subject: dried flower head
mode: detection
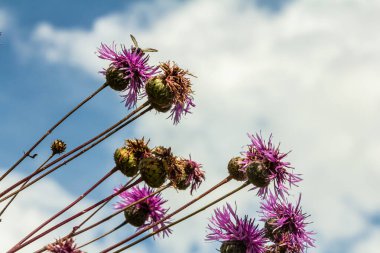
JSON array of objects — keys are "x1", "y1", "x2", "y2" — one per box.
[
  {"x1": 51, "y1": 139, "x2": 66, "y2": 155},
  {"x1": 260, "y1": 194, "x2": 315, "y2": 252},
  {"x1": 46, "y1": 238, "x2": 83, "y2": 253},
  {"x1": 125, "y1": 137, "x2": 151, "y2": 160},
  {"x1": 242, "y1": 133, "x2": 301, "y2": 198},
  {"x1": 158, "y1": 61, "x2": 195, "y2": 124},
  {"x1": 97, "y1": 42, "x2": 158, "y2": 108},
  {"x1": 114, "y1": 185, "x2": 172, "y2": 237},
  {"x1": 206, "y1": 203, "x2": 267, "y2": 253}
]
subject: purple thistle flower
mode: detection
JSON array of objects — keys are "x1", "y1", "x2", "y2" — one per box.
[
  {"x1": 183, "y1": 157, "x2": 205, "y2": 195},
  {"x1": 260, "y1": 194, "x2": 315, "y2": 252},
  {"x1": 206, "y1": 203, "x2": 267, "y2": 253},
  {"x1": 114, "y1": 185, "x2": 172, "y2": 237},
  {"x1": 160, "y1": 61, "x2": 195, "y2": 124},
  {"x1": 242, "y1": 133, "x2": 301, "y2": 198},
  {"x1": 97, "y1": 42, "x2": 159, "y2": 109},
  {"x1": 46, "y1": 238, "x2": 83, "y2": 253}
]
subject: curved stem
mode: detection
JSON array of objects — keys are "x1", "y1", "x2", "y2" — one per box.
[
  {"x1": 0, "y1": 103, "x2": 152, "y2": 201},
  {"x1": 0, "y1": 83, "x2": 108, "y2": 182},
  {"x1": 115, "y1": 182, "x2": 250, "y2": 253},
  {"x1": 0, "y1": 153, "x2": 55, "y2": 220},
  {"x1": 99, "y1": 176, "x2": 232, "y2": 253}
]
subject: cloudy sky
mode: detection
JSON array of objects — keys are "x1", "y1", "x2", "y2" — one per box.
[{"x1": 1, "y1": 0, "x2": 380, "y2": 252}]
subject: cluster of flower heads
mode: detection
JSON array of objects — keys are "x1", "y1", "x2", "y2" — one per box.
[
  {"x1": 46, "y1": 238, "x2": 83, "y2": 253},
  {"x1": 97, "y1": 35, "x2": 196, "y2": 124},
  {"x1": 227, "y1": 133, "x2": 301, "y2": 199},
  {"x1": 114, "y1": 185, "x2": 171, "y2": 237},
  {"x1": 206, "y1": 132, "x2": 314, "y2": 253},
  {"x1": 113, "y1": 137, "x2": 205, "y2": 193}
]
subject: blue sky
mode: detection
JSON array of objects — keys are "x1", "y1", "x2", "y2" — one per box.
[{"x1": 1, "y1": 0, "x2": 380, "y2": 252}]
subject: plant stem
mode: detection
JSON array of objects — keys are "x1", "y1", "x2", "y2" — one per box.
[
  {"x1": 114, "y1": 181, "x2": 250, "y2": 253},
  {"x1": 33, "y1": 182, "x2": 170, "y2": 253},
  {"x1": 0, "y1": 83, "x2": 108, "y2": 182},
  {"x1": 8, "y1": 178, "x2": 142, "y2": 253},
  {"x1": 78, "y1": 221, "x2": 127, "y2": 249},
  {"x1": 99, "y1": 176, "x2": 232, "y2": 253},
  {"x1": 9, "y1": 167, "x2": 118, "y2": 251},
  {"x1": 0, "y1": 103, "x2": 152, "y2": 201},
  {"x1": 0, "y1": 153, "x2": 55, "y2": 220}
]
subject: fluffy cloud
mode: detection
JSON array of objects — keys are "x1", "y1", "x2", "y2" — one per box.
[{"x1": 12, "y1": 0, "x2": 380, "y2": 252}]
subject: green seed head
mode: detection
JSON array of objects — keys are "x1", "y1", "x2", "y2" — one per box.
[
  {"x1": 105, "y1": 66, "x2": 129, "y2": 91},
  {"x1": 227, "y1": 157, "x2": 247, "y2": 181},
  {"x1": 220, "y1": 240, "x2": 247, "y2": 253},
  {"x1": 114, "y1": 147, "x2": 138, "y2": 177},
  {"x1": 124, "y1": 205, "x2": 149, "y2": 227},
  {"x1": 145, "y1": 77, "x2": 174, "y2": 112},
  {"x1": 139, "y1": 157, "x2": 168, "y2": 188},
  {"x1": 246, "y1": 161, "x2": 270, "y2": 187}
]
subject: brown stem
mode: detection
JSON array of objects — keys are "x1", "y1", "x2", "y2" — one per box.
[
  {"x1": 99, "y1": 176, "x2": 232, "y2": 253},
  {"x1": 0, "y1": 103, "x2": 152, "y2": 201},
  {"x1": 33, "y1": 182, "x2": 171, "y2": 253},
  {"x1": 9, "y1": 167, "x2": 119, "y2": 251},
  {"x1": 0, "y1": 153, "x2": 55, "y2": 219},
  {"x1": 0, "y1": 83, "x2": 108, "y2": 182},
  {"x1": 77, "y1": 221, "x2": 127, "y2": 249},
  {"x1": 9, "y1": 178, "x2": 142, "y2": 253},
  {"x1": 115, "y1": 182, "x2": 250, "y2": 253}
]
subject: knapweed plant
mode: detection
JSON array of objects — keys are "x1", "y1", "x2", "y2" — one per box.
[{"x1": 0, "y1": 35, "x2": 315, "y2": 253}]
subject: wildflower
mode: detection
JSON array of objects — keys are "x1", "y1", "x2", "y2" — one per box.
[
  {"x1": 114, "y1": 147, "x2": 138, "y2": 177},
  {"x1": 206, "y1": 203, "x2": 267, "y2": 253},
  {"x1": 51, "y1": 139, "x2": 66, "y2": 155},
  {"x1": 97, "y1": 42, "x2": 158, "y2": 108},
  {"x1": 145, "y1": 61, "x2": 195, "y2": 124},
  {"x1": 46, "y1": 238, "x2": 83, "y2": 253},
  {"x1": 260, "y1": 194, "x2": 315, "y2": 252},
  {"x1": 242, "y1": 133, "x2": 301, "y2": 198},
  {"x1": 139, "y1": 157, "x2": 168, "y2": 188},
  {"x1": 114, "y1": 185, "x2": 172, "y2": 237},
  {"x1": 228, "y1": 157, "x2": 248, "y2": 181},
  {"x1": 171, "y1": 157, "x2": 205, "y2": 194}
]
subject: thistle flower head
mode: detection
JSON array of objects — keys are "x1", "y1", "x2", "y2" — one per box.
[
  {"x1": 51, "y1": 139, "x2": 66, "y2": 155},
  {"x1": 183, "y1": 157, "x2": 205, "y2": 194},
  {"x1": 206, "y1": 203, "x2": 267, "y2": 253},
  {"x1": 46, "y1": 238, "x2": 83, "y2": 253},
  {"x1": 114, "y1": 185, "x2": 172, "y2": 237},
  {"x1": 260, "y1": 194, "x2": 315, "y2": 252},
  {"x1": 159, "y1": 61, "x2": 195, "y2": 124},
  {"x1": 242, "y1": 133, "x2": 301, "y2": 198},
  {"x1": 125, "y1": 137, "x2": 151, "y2": 160},
  {"x1": 97, "y1": 42, "x2": 159, "y2": 108}
]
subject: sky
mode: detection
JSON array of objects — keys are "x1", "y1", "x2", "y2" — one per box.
[{"x1": 1, "y1": 0, "x2": 380, "y2": 252}]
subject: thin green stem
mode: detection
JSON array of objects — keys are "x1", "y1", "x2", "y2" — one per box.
[{"x1": 0, "y1": 83, "x2": 108, "y2": 182}]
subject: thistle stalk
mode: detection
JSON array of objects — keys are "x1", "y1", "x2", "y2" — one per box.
[
  {"x1": 114, "y1": 182, "x2": 250, "y2": 253},
  {"x1": 0, "y1": 103, "x2": 152, "y2": 201},
  {"x1": 99, "y1": 176, "x2": 232, "y2": 253},
  {"x1": 0, "y1": 83, "x2": 108, "y2": 182}
]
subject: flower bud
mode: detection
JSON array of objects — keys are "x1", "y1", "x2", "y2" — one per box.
[
  {"x1": 124, "y1": 204, "x2": 149, "y2": 227},
  {"x1": 246, "y1": 161, "x2": 270, "y2": 187},
  {"x1": 227, "y1": 157, "x2": 247, "y2": 181},
  {"x1": 145, "y1": 77, "x2": 174, "y2": 112},
  {"x1": 114, "y1": 147, "x2": 138, "y2": 177},
  {"x1": 105, "y1": 66, "x2": 129, "y2": 91},
  {"x1": 139, "y1": 157, "x2": 168, "y2": 188},
  {"x1": 51, "y1": 139, "x2": 66, "y2": 155},
  {"x1": 220, "y1": 240, "x2": 247, "y2": 253}
]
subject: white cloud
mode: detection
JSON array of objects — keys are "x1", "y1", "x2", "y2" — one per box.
[
  {"x1": 0, "y1": 9, "x2": 10, "y2": 31},
  {"x1": 12, "y1": 0, "x2": 380, "y2": 252}
]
